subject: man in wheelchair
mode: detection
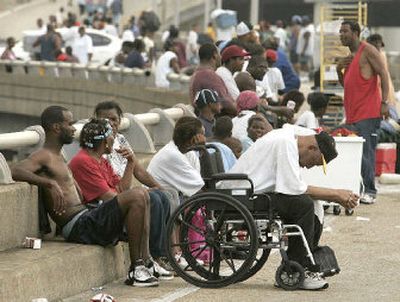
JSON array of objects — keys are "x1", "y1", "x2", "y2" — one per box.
[{"x1": 225, "y1": 127, "x2": 359, "y2": 290}]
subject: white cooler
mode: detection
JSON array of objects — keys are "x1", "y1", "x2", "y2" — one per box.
[
  {"x1": 301, "y1": 136, "x2": 365, "y2": 193},
  {"x1": 301, "y1": 136, "x2": 365, "y2": 217}
]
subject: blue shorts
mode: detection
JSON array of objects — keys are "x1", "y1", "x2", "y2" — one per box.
[{"x1": 68, "y1": 196, "x2": 124, "y2": 246}]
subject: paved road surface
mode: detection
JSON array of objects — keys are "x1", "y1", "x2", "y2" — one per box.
[
  {"x1": 0, "y1": 0, "x2": 76, "y2": 40},
  {"x1": 63, "y1": 185, "x2": 400, "y2": 302}
]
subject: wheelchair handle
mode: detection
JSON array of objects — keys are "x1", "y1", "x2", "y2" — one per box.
[{"x1": 211, "y1": 173, "x2": 255, "y2": 194}]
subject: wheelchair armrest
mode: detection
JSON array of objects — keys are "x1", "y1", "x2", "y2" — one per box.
[{"x1": 211, "y1": 173, "x2": 254, "y2": 194}]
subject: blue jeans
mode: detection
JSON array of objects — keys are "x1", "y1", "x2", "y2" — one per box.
[
  {"x1": 149, "y1": 190, "x2": 170, "y2": 258},
  {"x1": 351, "y1": 118, "x2": 381, "y2": 196}
]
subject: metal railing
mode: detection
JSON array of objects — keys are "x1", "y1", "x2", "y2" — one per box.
[
  {"x1": 0, "y1": 103, "x2": 195, "y2": 183},
  {"x1": 0, "y1": 60, "x2": 191, "y2": 92}
]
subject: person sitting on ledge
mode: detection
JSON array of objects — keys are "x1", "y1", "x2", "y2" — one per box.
[{"x1": 11, "y1": 106, "x2": 158, "y2": 288}]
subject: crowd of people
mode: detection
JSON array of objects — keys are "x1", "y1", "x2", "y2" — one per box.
[{"x1": 4, "y1": 4, "x2": 398, "y2": 292}]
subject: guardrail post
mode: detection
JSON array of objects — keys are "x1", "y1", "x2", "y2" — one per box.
[
  {"x1": 173, "y1": 103, "x2": 196, "y2": 117},
  {"x1": 71, "y1": 64, "x2": 88, "y2": 79},
  {"x1": 110, "y1": 67, "x2": 123, "y2": 84},
  {"x1": 0, "y1": 152, "x2": 13, "y2": 184},
  {"x1": 17, "y1": 125, "x2": 46, "y2": 159},
  {"x1": 148, "y1": 108, "x2": 175, "y2": 149},
  {"x1": 57, "y1": 62, "x2": 73, "y2": 78},
  {"x1": 168, "y1": 73, "x2": 181, "y2": 91},
  {"x1": 12, "y1": 61, "x2": 28, "y2": 75},
  {"x1": 122, "y1": 113, "x2": 156, "y2": 153}
]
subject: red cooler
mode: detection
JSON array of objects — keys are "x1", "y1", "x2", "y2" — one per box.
[{"x1": 375, "y1": 143, "x2": 397, "y2": 176}]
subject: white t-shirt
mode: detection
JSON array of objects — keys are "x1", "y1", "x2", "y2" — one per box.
[
  {"x1": 122, "y1": 29, "x2": 135, "y2": 42},
  {"x1": 262, "y1": 67, "x2": 285, "y2": 103},
  {"x1": 186, "y1": 30, "x2": 198, "y2": 60},
  {"x1": 216, "y1": 66, "x2": 240, "y2": 101},
  {"x1": 155, "y1": 51, "x2": 177, "y2": 88},
  {"x1": 274, "y1": 27, "x2": 287, "y2": 50},
  {"x1": 147, "y1": 141, "x2": 204, "y2": 197},
  {"x1": 73, "y1": 34, "x2": 93, "y2": 65},
  {"x1": 255, "y1": 77, "x2": 273, "y2": 99},
  {"x1": 296, "y1": 24, "x2": 315, "y2": 56},
  {"x1": 295, "y1": 111, "x2": 319, "y2": 129},
  {"x1": 232, "y1": 110, "x2": 256, "y2": 140},
  {"x1": 224, "y1": 127, "x2": 307, "y2": 195}
]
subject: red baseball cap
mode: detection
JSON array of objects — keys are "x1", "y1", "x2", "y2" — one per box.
[
  {"x1": 221, "y1": 45, "x2": 250, "y2": 63},
  {"x1": 265, "y1": 49, "x2": 277, "y2": 62}
]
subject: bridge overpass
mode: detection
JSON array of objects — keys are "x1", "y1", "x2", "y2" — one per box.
[{"x1": 0, "y1": 60, "x2": 189, "y2": 133}]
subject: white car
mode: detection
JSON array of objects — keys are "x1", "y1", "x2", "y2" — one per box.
[{"x1": 8, "y1": 27, "x2": 122, "y2": 65}]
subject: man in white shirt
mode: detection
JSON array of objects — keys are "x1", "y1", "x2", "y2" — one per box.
[
  {"x1": 296, "y1": 16, "x2": 315, "y2": 74},
  {"x1": 216, "y1": 45, "x2": 249, "y2": 101},
  {"x1": 247, "y1": 55, "x2": 274, "y2": 100},
  {"x1": 262, "y1": 49, "x2": 285, "y2": 103},
  {"x1": 225, "y1": 128, "x2": 358, "y2": 290},
  {"x1": 232, "y1": 90, "x2": 259, "y2": 139},
  {"x1": 296, "y1": 92, "x2": 329, "y2": 129},
  {"x1": 147, "y1": 116, "x2": 205, "y2": 197},
  {"x1": 155, "y1": 40, "x2": 180, "y2": 88},
  {"x1": 274, "y1": 20, "x2": 288, "y2": 51},
  {"x1": 72, "y1": 26, "x2": 93, "y2": 65},
  {"x1": 186, "y1": 23, "x2": 200, "y2": 65}
]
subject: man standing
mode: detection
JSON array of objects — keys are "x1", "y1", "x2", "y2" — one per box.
[
  {"x1": 33, "y1": 24, "x2": 62, "y2": 62},
  {"x1": 337, "y1": 21, "x2": 389, "y2": 204},
  {"x1": 186, "y1": 23, "x2": 200, "y2": 65},
  {"x1": 73, "y1": 26, "x2": 93, "y2": 65},
  {"x1": 11, "y1": 106, "x2": 158, "y2": 287}
]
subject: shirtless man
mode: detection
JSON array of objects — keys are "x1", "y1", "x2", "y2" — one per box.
[
  {"x1": 337, "y1": 21, "x2": 389, "y2": 204},
  {"x1": 11, "y1": 106, "x2": 158, "y2": 287}
]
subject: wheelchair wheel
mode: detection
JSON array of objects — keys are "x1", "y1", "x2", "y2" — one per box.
[
  {"x1": 333, "y1": 205, "x2": 341, "y2": 216},
  {"x1": 275, "y1": 260, "x2": 305, "y2": 290},
  {"x1": 165, "y1": 192, "x2": 258, "y2": 288},
  {"x1": 235, "y1": 248, "x2": 271, "y2": 283}
]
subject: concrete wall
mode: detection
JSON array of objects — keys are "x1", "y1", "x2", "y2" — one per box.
[
  {"x1": 0, "y1": 182, "x2": 38, "y2": 251},
  {"x1": 0, "y1": 153, "x2": 154, "y2": 301},
  {"x1": 0, "y1": 73, "x2": 189, "y2": 120}
]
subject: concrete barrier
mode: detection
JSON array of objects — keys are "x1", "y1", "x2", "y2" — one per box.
[
  {"x1": 0, "y1": 240, "x2": 130, "y2": 302},
  {"x1": 0, "y1": 73, "x2": 189, "y2": 121},
  {"x1": 0, "y1": 183, "x2": 38, "y2": 251}
]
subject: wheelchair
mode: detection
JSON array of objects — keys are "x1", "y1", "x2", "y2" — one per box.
[{"x1": 164, "y1": 144, "x2": 323, "y2": 290}]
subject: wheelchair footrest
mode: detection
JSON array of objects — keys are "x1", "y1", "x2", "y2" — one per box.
[{"x1": 313, "y1": 245, "x2": 341, "y2": 277}]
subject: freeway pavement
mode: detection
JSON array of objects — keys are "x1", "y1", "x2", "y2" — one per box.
[
  {"x1": 0, "y1": 0, "x2": 77, "y2": 40},
  {"x1": 63, "y1": 183, "x2": 400, "y2": 302}
]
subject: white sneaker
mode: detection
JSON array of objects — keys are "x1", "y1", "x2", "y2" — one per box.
[
  {"x1": 174, "y1": 254, "x2": 204, "y2": 270},
  {"x1": 148, "y1": 259, "x2": 174, "y2": 281},
  {"x1": 300, "y1": 271, "x2": 329, "y2": 290},
  {"x1": 360, "y1": 194, "x2": 376, "y2": 205},
  {"x1": 125, "y1": 261, "x2": 159, "y2": 287}
]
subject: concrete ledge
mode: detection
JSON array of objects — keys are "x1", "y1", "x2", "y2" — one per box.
[
  {"x1": 0, "y1": 182, "x2": 38, "y2": 251},
  {"x1": 0, "y1": 241, "x2": 130, "y2": 302}
]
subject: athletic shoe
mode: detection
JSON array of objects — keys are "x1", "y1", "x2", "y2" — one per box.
[
  {"x1": 158, "y1": 257, "x2": 174, "y2": 272},
  {"x1": 147, "y1": 259, "x2": 174, "y2": 281},
  {"x1": 125, "y1": 260, "x2": 159, "y2": 287},
  {"x1": 300, "y1": 271, "x2": 329, "y2": 290},
  {"x1": 175, "y1": 254, "x2": 204, "y2": 270},
  {"x1": 360, "y1": 194, "x2": 376, "y2": 205}
]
